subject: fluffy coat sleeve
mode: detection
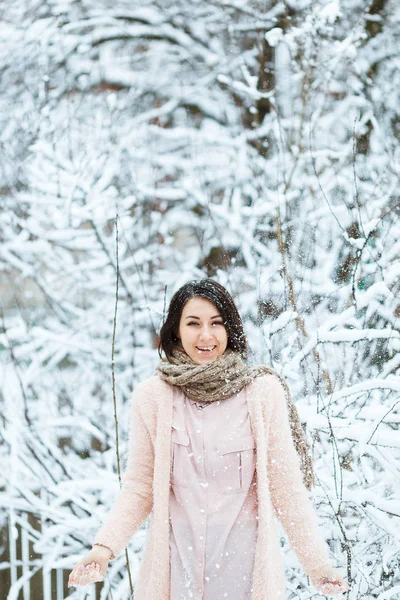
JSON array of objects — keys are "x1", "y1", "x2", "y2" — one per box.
[
  {"x1": 266, "y1": 375, "x2": 332, "y2": 575},
  {"x1": 92, "y1": 383, "x2": 154, "y2": 559}
]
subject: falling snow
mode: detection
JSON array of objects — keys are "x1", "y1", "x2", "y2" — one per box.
[{"x1": 1, "y1": 0, "x2": 399, "y2": 598}]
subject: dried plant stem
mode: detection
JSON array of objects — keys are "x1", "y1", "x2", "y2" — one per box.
[{"x1": 111, "y1": 209, "x2": 135, "y2": 598}]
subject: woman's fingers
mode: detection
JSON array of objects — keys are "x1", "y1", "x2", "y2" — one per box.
[
  {"x1": 320, "y1": 584, "x2": 348, "y2": 594},
  {"x1": 71, "y1": 564, "x2": 102, "y2": 585},
  {"x1": 68, "y1": 562, "x2": 104, "y2": 587},
  {"x1": 318, "y1": 577, "x2": 350, "y2": 595}
]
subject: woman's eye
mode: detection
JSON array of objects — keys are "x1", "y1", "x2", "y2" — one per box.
[{"x1": 187, "y1": 322, "x2": 224, "y2": 326}]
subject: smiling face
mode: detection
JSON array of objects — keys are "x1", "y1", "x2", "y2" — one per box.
[{"x1": 177, "y1": 297, "x2": 228, "y2": 364}]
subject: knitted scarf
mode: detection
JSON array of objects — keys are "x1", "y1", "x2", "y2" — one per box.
[{"x1": 155, "y1": 346, "x2": 315, "y2": 491}]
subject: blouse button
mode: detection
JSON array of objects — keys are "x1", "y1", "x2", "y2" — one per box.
[
  {"x1": 196, "y1": 429, "x2": 201, "y2": 433},
  {"x1": 199, "y1": 535, "x2": 204, "y2": 540},
  {"x1": 200, "y1": 508, "x2": 205, "y2": 513}
]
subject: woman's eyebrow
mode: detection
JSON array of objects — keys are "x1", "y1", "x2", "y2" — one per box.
[{"x1": 185, "y1": 315, "x2": 221, "y2": 319}]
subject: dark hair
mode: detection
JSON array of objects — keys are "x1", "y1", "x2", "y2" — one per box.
[{"x1": 158, "y1": 279, "x2": 248, "y2": 361}]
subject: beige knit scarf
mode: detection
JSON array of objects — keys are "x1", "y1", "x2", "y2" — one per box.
[{"x1": 155, "y1": 346, "x2": 315, "y2": 490}]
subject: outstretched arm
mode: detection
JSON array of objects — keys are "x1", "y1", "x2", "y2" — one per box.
[
  {"x1": 92, "y1": 383, "x2": 154, "y2": 560},
  {"x1": 266, "y1": 375, "x2": 350, "y2": 594},
  {"x1": 266, "y1": 375, "x2": 332, "y2": 574}
]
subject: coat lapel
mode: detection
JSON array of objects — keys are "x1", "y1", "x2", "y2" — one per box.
[{"x1": 246, "y1": 375, "x2": 286, "y2": 599}]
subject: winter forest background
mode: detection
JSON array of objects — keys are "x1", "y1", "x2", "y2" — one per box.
[{"x1": 1, "y1": 0, "x2": 399, "y2": 599}]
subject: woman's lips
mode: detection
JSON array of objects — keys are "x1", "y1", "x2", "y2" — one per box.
[{"x1": 196, "y1": 346, "x2": 216, "y2": 353}]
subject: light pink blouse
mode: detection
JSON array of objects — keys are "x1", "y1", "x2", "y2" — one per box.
[{"x1": 169, "y1": 387, "x2": 259, "y2": 600}]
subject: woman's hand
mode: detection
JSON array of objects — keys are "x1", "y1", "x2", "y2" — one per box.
[
  {"x1": 309, "y1": 564, "x2": 350, "y2": 595},
  {"x1": 68, "y1": 545, "x2": 112, "y2": 587}
]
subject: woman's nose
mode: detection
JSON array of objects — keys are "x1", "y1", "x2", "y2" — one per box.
[{"x1": 198, "y1": 326, "x2": 214, "y2": 338}]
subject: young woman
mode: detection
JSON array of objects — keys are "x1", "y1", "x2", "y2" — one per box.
[{"x1": 68, "y1": 279, "x2": 350, "y2": 599}]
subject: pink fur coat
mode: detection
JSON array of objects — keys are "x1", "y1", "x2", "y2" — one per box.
[{"x1": 93, "y1": 373, "x2": 333, "y2": 599}]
